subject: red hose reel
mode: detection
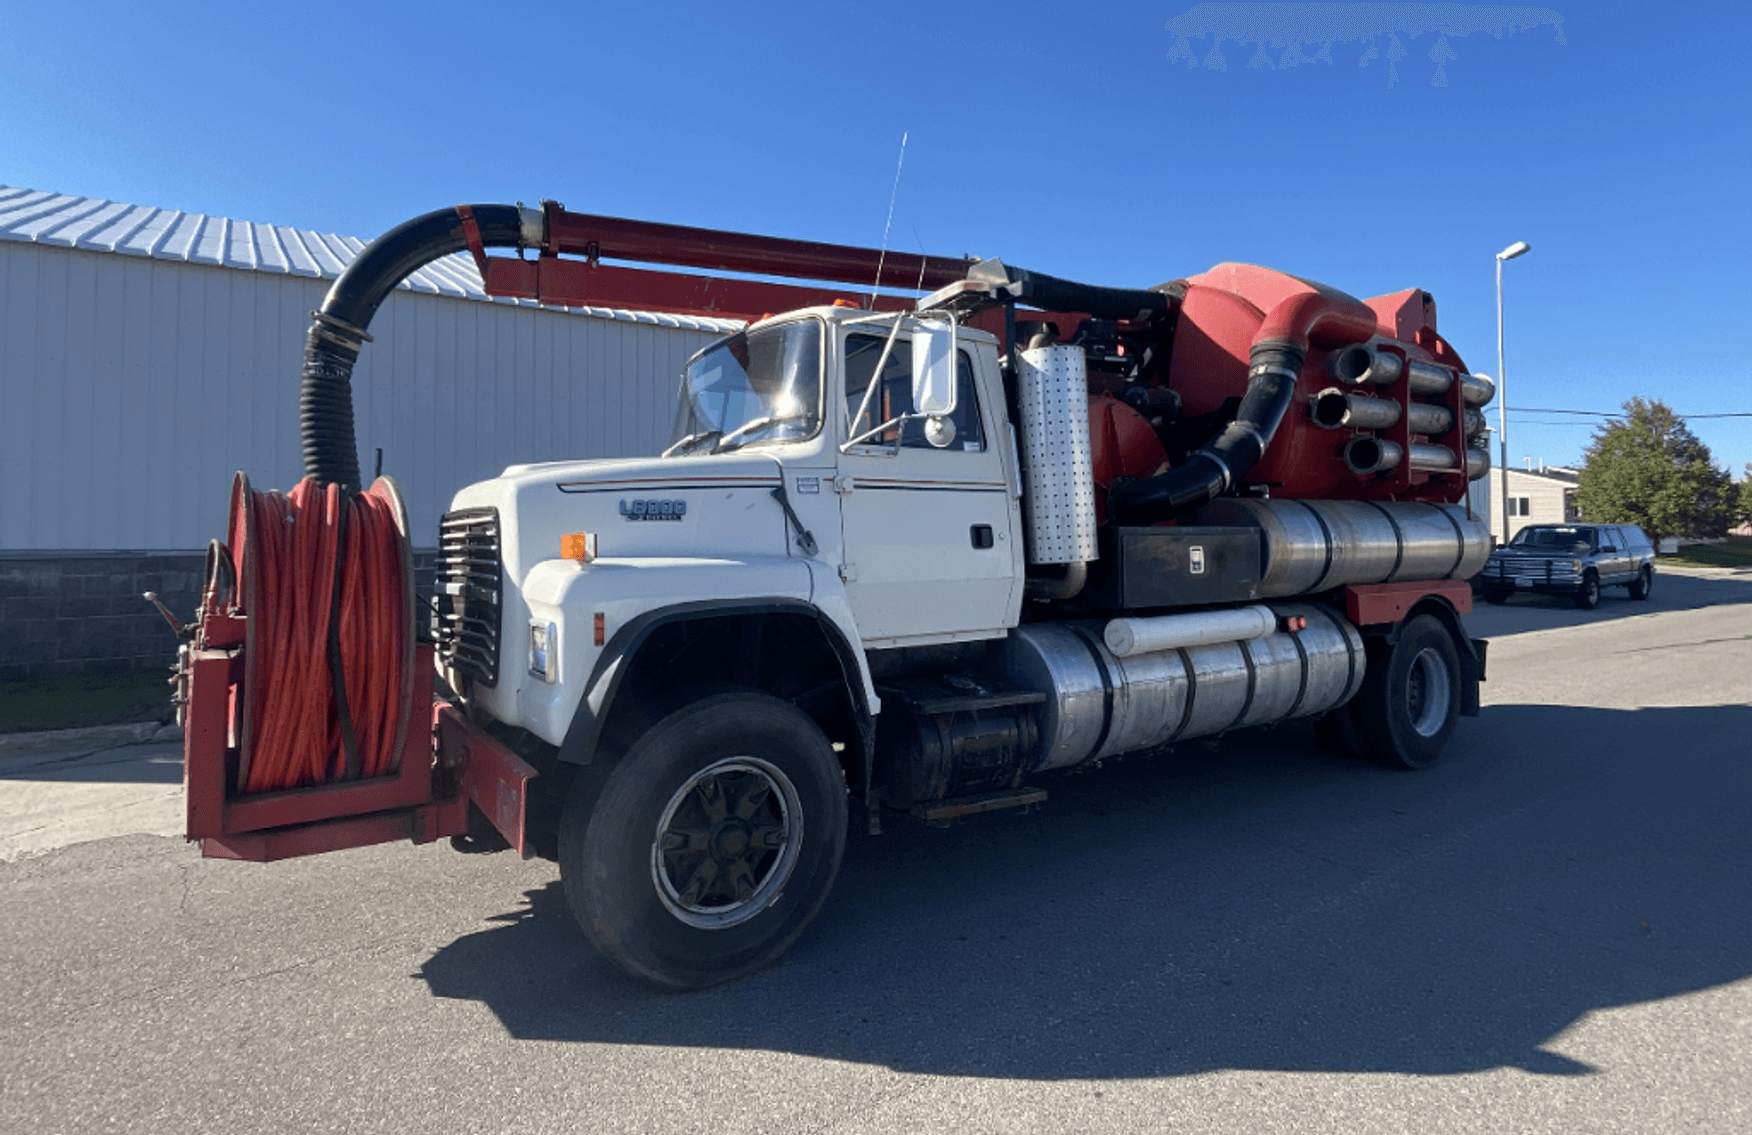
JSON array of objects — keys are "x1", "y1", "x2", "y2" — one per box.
[
  {"x1": 182, "y1": 473, "x2": 537, "y2": 862},
  {"x1": 226, "y1": 473, "x2": 414, "y2": 794}
]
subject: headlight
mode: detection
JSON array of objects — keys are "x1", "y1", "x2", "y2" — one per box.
[{"x1": 529, "y1": 621, "x2": 557, "y2": 682}]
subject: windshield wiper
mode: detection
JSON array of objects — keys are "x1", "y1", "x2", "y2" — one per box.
[
  {"x1": 711, "y1": 413, "x2": 812, "y2": 454},
  {"x1": 662, "y1": 429, "x2": 722, "y2": 458}
]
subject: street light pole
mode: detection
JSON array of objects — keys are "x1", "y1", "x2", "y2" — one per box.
[{"x1": 1496, "y1": 240, "x2": 1531, "y2": 544}]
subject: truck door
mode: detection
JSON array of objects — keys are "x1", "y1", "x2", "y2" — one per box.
[
  {"x1": 835, "y1": 329, "x2": 1020, "y2": 645},
  {"x1": 1603, "y1": 526, "x2": 1632, "y2": 583}
]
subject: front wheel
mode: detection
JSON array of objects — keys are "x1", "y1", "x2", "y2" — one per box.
[
  {"x1": 1575, "y1": 572, "x2": 1602, "y2": 610},
  {"x1": 1356, "y1": 614, "x2": 1462, "y2": 770},
  {"x1": 558, "y1": 690, "x2": 847, "y2": 989}
]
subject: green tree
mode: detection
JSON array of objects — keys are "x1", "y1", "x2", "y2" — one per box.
[
  {"x1": 1573, "y1": 398, "x2": 1735, "y2": 549},
  {"x1": 1740, "y1": 464, "x2": 1752, "y2": 527}
]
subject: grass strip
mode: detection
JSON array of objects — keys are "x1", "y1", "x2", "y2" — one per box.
[
  {"x1": 1659, "y1": 537, "x2": 1752, "y2": 569},
  {"x1": 0, "y1": 670, "x2": 173, "y2": 734}
]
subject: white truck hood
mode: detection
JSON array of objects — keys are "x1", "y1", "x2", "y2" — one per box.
[{"x1": 446, "y1": 452, "x2": 794, "y2": 595}]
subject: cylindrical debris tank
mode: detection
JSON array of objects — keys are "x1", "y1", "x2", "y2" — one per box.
[
  {"x1": 1015, "y1": 344, "x2": 1098, "y2": 565},
  {"x1": 1190, "y1": 498, "x2": 1491, "y2": 594},
  {"x1": 996, "y1": 603, "x2": 1365, "y2": 771}
]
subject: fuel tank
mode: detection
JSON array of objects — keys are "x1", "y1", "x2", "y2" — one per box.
[{"x1": 997, "y1": 603, "x2": 1365, "y2": 770}]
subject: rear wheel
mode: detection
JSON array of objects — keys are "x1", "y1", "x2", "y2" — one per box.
[
  {"x1": 1356, "y1": 614, "x2": 1462, "y2": 770},
  {"x1": 558, "y1": 690, "x2": 847, "y2": 989},
  {"x1": 1628, "y1": 566, "x2": 1653, "y2": 600},
  {"x1": 1482, "y1": 587, "x2": 1510, "y2": 605},
  {"x1": 1575, "y1": 572, "x2": 1602, "y2": 610}
]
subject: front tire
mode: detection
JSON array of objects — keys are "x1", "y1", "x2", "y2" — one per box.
[
  {"x1": 558, "y1": 690, "x2": 847, "y2": 989},
  {"x1": 1356, "y1": 614, "x2": 1462, "y2": 770},
  {"x1": 1575, "y1": 572, "x2": 1602, "y2": 610}
]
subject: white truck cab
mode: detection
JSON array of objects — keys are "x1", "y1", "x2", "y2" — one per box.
[{"x1": 440, "y1": 308, "x2": 1026, "y2": 750}]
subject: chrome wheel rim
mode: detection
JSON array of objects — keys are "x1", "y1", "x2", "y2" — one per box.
[
  {"x1": 650, "y1": 756, "x2": 803, "y2": 930},
  {"x1": 1406, "y1": 647, "x2": 1452, "y2": 738}
]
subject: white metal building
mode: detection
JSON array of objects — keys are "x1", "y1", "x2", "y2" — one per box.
[
  {"x1": 0, "y1": 185, "x2": 739, "y2": 677},
  {"x1": 0, "y1": 185, "x2": 740, "y2": 552}
]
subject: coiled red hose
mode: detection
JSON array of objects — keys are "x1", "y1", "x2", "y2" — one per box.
[{"x1": 229, "y1": 476, "x2": 410, "y2": 794}]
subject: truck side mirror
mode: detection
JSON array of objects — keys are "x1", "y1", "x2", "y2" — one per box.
[{"x1": 911, "y1": 322, "x2": 957, "y2": 432}]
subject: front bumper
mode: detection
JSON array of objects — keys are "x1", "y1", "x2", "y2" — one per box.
[{"x1": 1482, "y1": 559, "x2": 1584, "y2": 595}]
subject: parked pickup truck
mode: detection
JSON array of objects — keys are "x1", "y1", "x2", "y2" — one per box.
[{"x1": 1481, "y1": 523, "x2": 1656, "y2": 608}]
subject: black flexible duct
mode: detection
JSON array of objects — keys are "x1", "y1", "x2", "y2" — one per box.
[
  {"x1": 1106, "y1": 344, "x2": 1305, "y2": 524},
  {"x1": 301, "y1": 204, "x2": 530, "y2": 491},
  {"x1": 966, "y1": 259, "x2": 1171, "y2": 323}
]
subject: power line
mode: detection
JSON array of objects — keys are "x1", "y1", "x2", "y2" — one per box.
[{"x1": 1508, "y1": 407, "x2": 1752, "y2": 419}]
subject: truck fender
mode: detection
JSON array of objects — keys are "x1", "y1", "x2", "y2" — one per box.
[
  {"x1": 555, "y1": 597, "x2": 873, "y2": 767},
  {"x1": 1365, "y1": 597, "x2": 1485, "y2": 717}
]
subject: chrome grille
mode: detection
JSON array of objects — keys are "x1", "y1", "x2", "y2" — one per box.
[
  {"x1": 1498, "y1": 557, "x2": 1551, "y2": 574},
  {"x1": 1497, "y1": 556, "x2": 1567, "y2": 576},
  {"x1": 435, "y1": 508, "x2": 502, "y2": 686}
]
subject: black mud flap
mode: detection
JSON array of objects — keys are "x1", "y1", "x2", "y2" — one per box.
[{"x1": 1461, "y1": 637, "x2": 1488, "y2": 716}]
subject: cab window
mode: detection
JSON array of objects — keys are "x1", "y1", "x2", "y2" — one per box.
[{"x1": 843, "y1": 333, "x2": 984, "y2": 451}]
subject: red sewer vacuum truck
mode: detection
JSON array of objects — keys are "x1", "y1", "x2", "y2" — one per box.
[{"x1": 170, "y1": 201, "x2": 1493, "y2": 988}]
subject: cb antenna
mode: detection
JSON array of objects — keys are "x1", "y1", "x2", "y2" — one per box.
[{"x1": 869, "y1": 131, "x2": 907, "y2": 309}]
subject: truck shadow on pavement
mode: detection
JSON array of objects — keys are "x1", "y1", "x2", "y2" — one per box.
[{"x1": 421, "y1": 701, "x2": 1752, "y2": 1081}]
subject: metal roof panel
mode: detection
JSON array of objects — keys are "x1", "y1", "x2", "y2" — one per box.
[{"x1": 81, "y1": 204, "x2": 161, "y2": 252}]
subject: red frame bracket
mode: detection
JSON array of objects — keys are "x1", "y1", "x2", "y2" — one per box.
[
  {"x1": 1344, "y1": 578, "x2": 1473, "y2": 627},
  {"x1": 184, "y1": 640, "x2": 541, "y2": 863},
  {"x1": 437, "y1": 704, "x2": 539, "y2": 858},
  {"x1": 456, "y1": 204, "x2": 489, "y2": 278}
]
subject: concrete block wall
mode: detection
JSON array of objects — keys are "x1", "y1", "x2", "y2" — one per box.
[
  {"x1": 0, "y1": 550, "x2": 442, "y2": 681},
  {"x1": 0, "y1": 553, "x2": 205, "y2": 680}
]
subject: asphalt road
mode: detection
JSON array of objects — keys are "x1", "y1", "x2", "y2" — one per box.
[{"x1": 3, "y1": 569, "x2": 1749, "y2": 1134}]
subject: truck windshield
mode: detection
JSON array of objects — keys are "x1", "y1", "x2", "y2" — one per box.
[{"x1": 665, "y1": 320, "x2": 822, "y2": 457}]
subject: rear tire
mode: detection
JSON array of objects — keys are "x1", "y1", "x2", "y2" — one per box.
[
  {"x1": 1482, "y1": 587, "x2": 1510, "y2": 605},
  {"x1": 1628, "y1": 566, "x2": 1653, "y2": 601},
  {"x1": 558, "y1": 689, "x2": 847, "y2": 989},
  {"x1": 1356, "y1": 614, "x2": 1462, "y2": 770},
  {"x1": 1575, "y1": 572, "x2": 1601, "y2": 610}
]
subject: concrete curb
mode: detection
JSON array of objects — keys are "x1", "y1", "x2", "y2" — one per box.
[{"x1": 0, "y1": 721, "x2": 182, "y2": 757}]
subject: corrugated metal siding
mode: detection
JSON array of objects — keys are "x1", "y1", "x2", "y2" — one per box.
[
  {"x1": 0, "y1": 241, "x2": 721, "y2": 551},
  {"x1": 0, "y1": 185, "x2": 743, "y2": 333}
]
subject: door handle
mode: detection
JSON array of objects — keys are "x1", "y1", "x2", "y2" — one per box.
[{"x1": 971, "y1": 524, "x2": 994, "y2": 549}]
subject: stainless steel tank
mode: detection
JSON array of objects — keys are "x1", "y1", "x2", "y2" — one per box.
[
  {"x1": 997, "y1": 603, "x2": 1365, "y2": 770},
  {"x1": 1189, "y1": 498, "x2": 1490, "y2": 596}
]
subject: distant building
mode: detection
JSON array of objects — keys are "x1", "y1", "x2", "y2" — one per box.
[{"x1": 1473, "y1": 464, "x2": 1581, "y2": 544}]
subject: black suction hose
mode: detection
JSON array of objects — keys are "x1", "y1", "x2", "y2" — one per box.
[
  {"x1": 301, "y1": 204, "x2": 531, "y2": 492},
  {"x1": 1107, "y1": 344, "x2": 1305, "y2": 524},
  {"x1": 966, "y1": 259, "x2": 1171, "y2": 323}
]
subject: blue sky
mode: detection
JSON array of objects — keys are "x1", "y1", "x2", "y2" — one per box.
[{"x1": 4, "y1": 1, "x2": 1747, "y2": 474}]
